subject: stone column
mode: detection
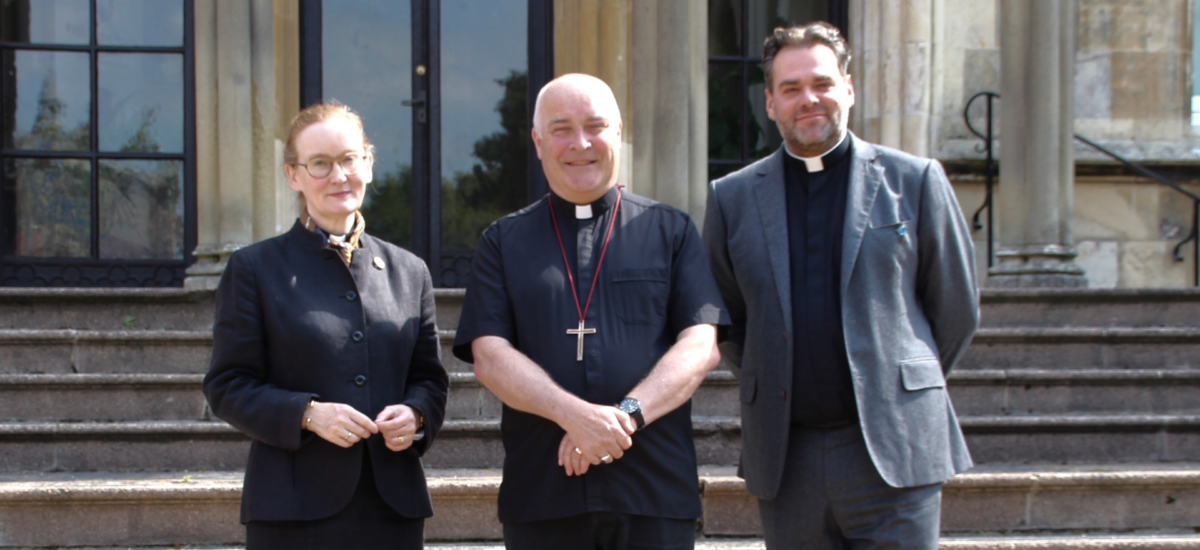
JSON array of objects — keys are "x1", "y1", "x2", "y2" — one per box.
[
  {"x1": 554, "y1": 0, "x2": 633, "y2": 191},
  {"x1": 186, "y1": 0, "x2": 298, "y2": 290},
  {"x1": 631, "y1": 1, "x2": 708, "y2": 223},
  {"x1": 990, "y1": 0, "x2": 1086, "y2": 287},
  {"x1": 849, "y1": 0, "x2": 934, "y2": 156},
  {"x1": 554, "y1": 0, "x2": 707, "y2": 224}
]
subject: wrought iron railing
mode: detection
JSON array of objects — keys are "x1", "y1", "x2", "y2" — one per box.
[{"x1": 963, "y1": 91, "x2": 1199, "y2": 286}]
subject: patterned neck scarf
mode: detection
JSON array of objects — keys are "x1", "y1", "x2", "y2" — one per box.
[{"x1": 302, "y1": 208, "x2": 366, "y2": 266}]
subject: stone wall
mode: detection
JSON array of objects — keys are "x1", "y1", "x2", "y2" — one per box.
[
  {"x1": 926, "y1": 0, "x2": 1199, "y2": 288},
  {"x1": 951, "y1": 176, "x2": 1199, "y2": 288}
]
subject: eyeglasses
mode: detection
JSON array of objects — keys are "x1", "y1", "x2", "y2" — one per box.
[{"x1": 292, "y1": 153, "x2": 368, "y2": 179}]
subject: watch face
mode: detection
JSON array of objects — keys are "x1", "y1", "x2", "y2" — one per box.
[{"x1": 620, "y1": 398, "x2": 639, "y2": 414}]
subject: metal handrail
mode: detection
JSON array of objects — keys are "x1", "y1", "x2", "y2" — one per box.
[
  {"x1": 962, "y1": 91, "x2": 1199, "y2": 286},
  {"x1": 1072, "y1": 134, "x2": 1199, "y2": 286},
  {"x1": 963, "y1": 91, "x2": 999, "y2": 268}
]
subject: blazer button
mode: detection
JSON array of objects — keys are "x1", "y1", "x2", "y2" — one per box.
[
  {"x1": 354, "y1": 375, "x2": 367, "y2": 386},
  {"x1": 345, "y1": 291, "x2": 358, "y2": 301},
  {"x1": 351, "y1": 331, "x2": 364, "y2": 342}
]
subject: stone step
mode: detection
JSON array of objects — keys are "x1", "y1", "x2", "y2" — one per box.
[
  {"x1": 47, "y1": 537, "x2": 1200, "y2": 550},
  {"x1": 0, "y1": 328, "x2": 469, "y2": 375},
  {"x1": 432, "y1": 538, "x2": 1200, "y2": 550},
  {"x1": 948, "y1": 369, "x2": 1200, "y2": 416},
  {"x1": 0, "y1": 288, "x2": 215, "y2": 331},
  {"x1": 3, "y1": 414, "x2": 1199, "y2": 473},
  {"x1": 978, "y1": 288, "x2": 1200, "y2": 329},
  {"x1": 4, "y1": 325, "x2": 1197, "y2": 376},
  {"x1": 0, "y1": 330, "x2": 213, "y2": 375},
  {"x1": 0, "y1": 373, "x2": 208, "y2": 422},
  {"x1": 0, "y1": 288, "x2": 466, "y2": 333},
  {"x1": 959, "y1": 328, "x2": 1200, "y2": 371},
  {"x1": 5, "y1": 326, "x2": 1198, "y2": 377},
  {"x1": 7, "y1": 369, "x2": 1197, "y2": 424},
  {"x1": 6, "y1": 288, "x2": 1198, "y2": 333},
  {"x1": 1, "y1": 465, "x2": 1197, "y2": 546}
]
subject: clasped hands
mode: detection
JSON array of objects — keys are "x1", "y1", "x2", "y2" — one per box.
[
  {"x1": 303, "y1": 401, "x2": 421, "y2": 452},
  {"x1": 557, "y1": 403, "x2": 637, "y2": 476}
]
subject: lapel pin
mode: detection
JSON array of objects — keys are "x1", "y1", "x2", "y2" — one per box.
[
  {"x1": 897, "y1": 225, "x2": 908, "y2": 242},
  {"x1": 373, "y1": 256, "x2": 386, "y2": 270}
]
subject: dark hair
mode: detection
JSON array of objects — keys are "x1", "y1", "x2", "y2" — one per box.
[{"x1": 762, "y1": 22, "x2": 852, "y2": 88}]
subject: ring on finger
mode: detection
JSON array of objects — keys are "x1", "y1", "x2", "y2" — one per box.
[
  {"x1": 345, "y1": 431, "x2": 353, "y2": 440},
  {"x1": 601, "y1": 455, "x2": 612, "y2": 463},
  {"x1": 398, "y1": 436, "x2": 405, "y2": 444},
  {"x1": 574, "y1": 447, "x2": 583, "y2": 455}
]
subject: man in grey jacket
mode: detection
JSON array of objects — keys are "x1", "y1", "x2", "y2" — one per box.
[{"x1": 702, "y1": 22, "x2": 979, "y2": 549}]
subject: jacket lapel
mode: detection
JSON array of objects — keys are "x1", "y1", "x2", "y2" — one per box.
[
  {"x1": 753, "y1": 148, "x2": 792, "y2": 333},
  {"x1": 841, "y1": 134, "x2": 883, "y2": 297}
]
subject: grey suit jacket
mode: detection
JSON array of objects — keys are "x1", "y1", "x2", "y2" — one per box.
[{"x1": 702, "y1": 134, "x2": 978, "y2": 499}]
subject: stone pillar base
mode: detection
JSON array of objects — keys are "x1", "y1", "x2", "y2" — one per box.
[
  {"x1": 988, "y1": 245, "x2": 1088, "y2": 288},
  {"x1": 183, "y1": 244, "x2": 246, "y2": 291}
]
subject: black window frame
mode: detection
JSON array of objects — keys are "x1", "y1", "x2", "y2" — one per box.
[
  {"x1": 707, "y1": 0, "x2": 847, "y2": 178},
  {"x1": 0, "y1": 0, "x2": 197, "y2": 287},
  {"x1": 298, "y1": 0, "x2": 552, "y2": 288}
]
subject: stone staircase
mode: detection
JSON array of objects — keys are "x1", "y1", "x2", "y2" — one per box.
[{"x1": 1, "y1": 287, "x2": 1199, "y2": 548}]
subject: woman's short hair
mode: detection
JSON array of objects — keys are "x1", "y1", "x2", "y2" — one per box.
[{"x1": 283, "y1": 101, "x2": 376, "y2": 165}]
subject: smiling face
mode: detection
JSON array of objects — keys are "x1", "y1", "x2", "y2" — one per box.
[
  {"x1": 766, "y1": 44, "x2": 855, "y2": 157},
  {"x1": 285, "y1": 116, "x2": 374, "y2": 234},
  {"x1": 531, "y1": 75, "x2": 622, "y2": 205}
]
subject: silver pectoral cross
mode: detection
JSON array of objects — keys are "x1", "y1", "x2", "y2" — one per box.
[{"x1": 566, "y1": 319, "x2": 596, "y2": 361}]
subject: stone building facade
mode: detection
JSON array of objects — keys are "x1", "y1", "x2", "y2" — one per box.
[{"x1": 1, "y1": 0, "x2": 1196, "y2": 289}]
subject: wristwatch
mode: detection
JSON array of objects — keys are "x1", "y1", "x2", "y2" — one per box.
[{"x1": 618, "y1": 397, "x2": 645, "y2": 431}]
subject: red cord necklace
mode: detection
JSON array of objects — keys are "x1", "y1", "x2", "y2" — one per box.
[{"x1": 548, "y1": 187, "x2": 623, "y2": 361}]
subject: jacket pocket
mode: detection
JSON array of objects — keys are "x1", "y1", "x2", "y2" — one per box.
[
  {"x1": 740, "y1": 374, "x2": 757, "y2": 404},
  {"x1": 899, "y1": 357, "x2": 944, "y2": 391},
  {"x1": 612, "y1": 268, "x2": 669, "y2": 325}
]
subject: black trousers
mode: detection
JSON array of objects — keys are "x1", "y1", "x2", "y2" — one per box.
[
  {"x1": 504, "y1": 511, "x2": 696, "y2": 550},
  {"x1": 758, "y1": 424, "x2": 943, "y2": 550},
  {"x1": 246, "y1": 451, "x2": 424, "y2": 550}
]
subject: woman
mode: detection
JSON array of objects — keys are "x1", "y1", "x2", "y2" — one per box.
[{"x1": 202, "y1": 102, "x2": 449, "y2": 549}]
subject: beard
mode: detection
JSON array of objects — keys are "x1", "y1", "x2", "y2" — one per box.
[{"x1": 780, "y1": 106, "x2": 845, "y2": 157}]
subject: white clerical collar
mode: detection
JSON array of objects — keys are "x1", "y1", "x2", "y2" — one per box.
[
  {"x1": 575, "y1": 204, "x2": 593, "y2": 219},
  {"x1": 784, "y1": 135, "x2": 848, "y2": 173}
]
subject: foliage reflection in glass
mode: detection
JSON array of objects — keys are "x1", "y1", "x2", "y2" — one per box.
[
  {"x1": 98, "y1": 160, "x2": 184, "y2": 259},
  {"x1": 98, "y1": 53, "x2": 184, "y2": 153},
  {"x1": 0, "y1": 0, "x2": 90, "y2": 44},
  {"x1": 3, "y1": 158, "x2": 91, "y2": 257},
  {"x1": 3, "y1": 50, "x2": 91, "y2": 151}
]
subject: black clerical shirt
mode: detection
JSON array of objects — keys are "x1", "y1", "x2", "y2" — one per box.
[
  {"x1": 784, "y1": 136, "x2": 857, "y2": 426},
  {"x1": 453, "y1": 185, "x2": 728, "y2": 524}
]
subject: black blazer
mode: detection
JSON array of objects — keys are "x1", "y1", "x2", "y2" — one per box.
[{"x1": 203, "y1": 220, "x2": 449, "y2": 523}]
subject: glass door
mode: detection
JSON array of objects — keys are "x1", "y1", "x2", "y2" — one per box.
[{"x1": 301, "y1": 0, "x2": 551, "y2": 287}]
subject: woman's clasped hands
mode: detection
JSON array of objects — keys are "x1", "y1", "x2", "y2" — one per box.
[{"x1": 303, "y1": 401, "x2": 421, "y2": 452}]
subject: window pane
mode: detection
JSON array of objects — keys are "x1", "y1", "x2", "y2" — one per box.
[
  {"x1": 98, "y1": 53, "x2": 184, "y2": 153},
  {"x1": 709, "y1": 0, "x2": 743, "y2": 57},
  {"x1": 323, "y1": 0, "x2": 414, "y2": 250},
  {"x1": 3, "y1": 158, "x2": 92, "y2": 257},
  {"x1": 440, "y1": 0, "x2": 528, "y2": 261},
  {"x1": 709, "y1": 62, "x2": 746, "y2": 161},
  {"x1": 98, "y1": 159, "x2": 184, "y2": 259},
  {"x1": 96, "y1": 0, "x2": 183, "y2": 47},
  {"x1": 3, "y1": 50, "x2": 91, "y2": 151},
  {"x1": 748, "y1": 63, "x2": 778, "y2": 157},
  {"x1": 709, "y1": 162, "x2": 745, "y2": 182},
  {"x1": 0, "y1": 0, "x2": 90, "y2": 44},
  {"x1": 751, "y1": 0, "x2": 827, "y2": 42}
]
